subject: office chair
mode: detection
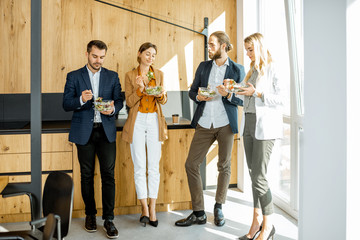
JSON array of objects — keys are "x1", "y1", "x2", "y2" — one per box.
[
  {"x1": 0, "y1": 213, "x2": 57, "y2": 240},
  {"x1": 40, "y1": 171, "x2": 74, "y2": 239},
  {"x1": 1, "y1": 171, "x2": 74, "y2": 239}
]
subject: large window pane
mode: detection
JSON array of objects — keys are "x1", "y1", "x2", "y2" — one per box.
[
  {"x1": 260, "y1": 0, "x2": 291, "y2": 203},
  {"x1": 294, "y1": 0, "x2": 304, "y2": 115},
  {"x1": 260, "y1": 0, "x2": 291, "y2": 116},
  {"x1": 258, "y1": 0, "x2": 304, "y2": 218},
  {"x1": 269, "y1": 123, "x2": 291, "y2": 201}
]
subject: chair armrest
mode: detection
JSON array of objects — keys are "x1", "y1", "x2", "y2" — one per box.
[
  {"x1": 30, "y1": 214, "x2": 61, "y2": 239},
  {"x1": 30, "y1": 217, "x2": 47, "y2": 226},
  {"x1": 2, "y1": 192, "x2": 35, "y2": 221},
  {"x1": 54, "y1": 214, "x2": 61, "y2": 239}
]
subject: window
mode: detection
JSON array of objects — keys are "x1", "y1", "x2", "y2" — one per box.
[{"x1": 258, "y1": 0, "x2": 304, "y2": 218}]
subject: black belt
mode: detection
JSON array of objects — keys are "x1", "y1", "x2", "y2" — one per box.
[{"x1": 93, "y1": 122, "x2": 102, "y2": 129}]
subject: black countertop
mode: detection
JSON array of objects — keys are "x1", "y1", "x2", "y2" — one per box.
[{"x1": 0, "y1": 117, "x2": 193, "y2": 135}]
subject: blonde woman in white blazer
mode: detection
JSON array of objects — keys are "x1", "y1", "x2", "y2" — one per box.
[{"x1": 236, "y1": 33, "x2": 285, "y2": 240}]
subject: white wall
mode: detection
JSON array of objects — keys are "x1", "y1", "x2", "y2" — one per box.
[
  {"x1": 300, "y1": 0, "x2": 347, "y2": 239},
  {"x1": 346, "y1": 0, "x2": 360, "y2": 239}
]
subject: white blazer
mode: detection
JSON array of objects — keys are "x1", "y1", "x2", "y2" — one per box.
[{"x1": 237, "y1": 64, "x2": 285, "y2": 140}]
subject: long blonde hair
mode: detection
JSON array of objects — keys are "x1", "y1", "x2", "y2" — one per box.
[{"x1": 243, "y1": 33, "x2": 272, "y2": 82}]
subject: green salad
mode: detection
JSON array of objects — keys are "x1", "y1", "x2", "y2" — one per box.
[
  {"x1": 232, "y1": 84, "x2": 244, "y2": 92},
  {"x1": 94, "y1": 97, "x2": 112, "y2": 111},
  {"x1": 199, "y1": 87, "x2": 216, "y2": 97},
  {"x1": 145, "y1": 86, "x2": 162, "y2": 95}
]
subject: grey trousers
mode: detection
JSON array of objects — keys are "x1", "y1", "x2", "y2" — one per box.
[
  {"x1": 243, "y1": 113, "x2": 275, "y2": 215},
  {"x1": 185, "y1": 124, "x2": 234, "y2": 211}
]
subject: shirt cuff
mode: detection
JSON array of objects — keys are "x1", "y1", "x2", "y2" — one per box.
[
  {"x1": 227, "y1": 93, "x2": 233, "y2": 101},
  {"x1": 80, "y1": 96, "x2": 85, "y2": 106},
  {"x1": 110, "y1": 107, "x2": 115, "y2": 115},
  {"x1": 136, "y1": 88, "x2": 143, "y2": 97},
  {"x1": 157, "y1": 94, "x2": 164, "y2": 100}
]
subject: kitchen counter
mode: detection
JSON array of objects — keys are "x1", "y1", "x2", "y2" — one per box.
[
  {"x1": 0, "y1": 117, "x2": 195, "y2": 222},
  {"x1": 0, "y1": 117, "x2": 193, "y2": 134}
]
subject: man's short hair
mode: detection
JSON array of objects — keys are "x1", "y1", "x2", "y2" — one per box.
[{"x1": 87, "y1": 40, "x2": 108, "y2": 53}]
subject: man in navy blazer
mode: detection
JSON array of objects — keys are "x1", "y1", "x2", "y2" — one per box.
[
  {"x1": 176, "y1": 31, "x2": 245, "y2": 227},
  {"x1": 63, "y1": 40, "x2": 123, "y2": 239}
]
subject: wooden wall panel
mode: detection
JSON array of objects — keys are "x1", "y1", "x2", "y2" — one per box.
[
  {"x1": 41, "y1": 0, "x2": 237, "y2": 92},
  {"x1": 1, "y1": 0, "x2": 237, "y2": 92},
  {"x1": 72, "y1": 145, "x2": 84, "y2": 210},
  {"x1": 159, "y1": 129, "x2": 193, "y2": 203},
  {"x1": 42, "y1": 152, "x2": 72, "y2": 171},
  {"x1": 115, "y1": 134, "x2": 137, "y2": 207},
  {"x1": 0, "y1": 134, "x2": 30, "y2": 154},
  {"x1": 41, "y1": 133, "x2": 73, "y2": 152},
  {"x1": 230, "y1": 135, "x2": 239, "y2": 184},
  {"x1": 0, "y1": 153, "x2": 31, "y2": 173},
  {"x1": 0, "y1": 0, "x2": 31, "y2": 93}
]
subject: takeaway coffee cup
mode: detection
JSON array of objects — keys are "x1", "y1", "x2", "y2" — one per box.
[{"x1": 172, "y1": 114, "x2": 179, "y2": 124}]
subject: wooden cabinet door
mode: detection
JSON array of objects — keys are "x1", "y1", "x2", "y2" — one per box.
[
  {"x1": 72, "y1": 133, "x2": 138, "y2": 212},
  {"x1": 158, "y1": 129, "x2": 193, "y2": 204},
  {"x1": 0, "y1": 133, "x2": 73, "y2": 223}
]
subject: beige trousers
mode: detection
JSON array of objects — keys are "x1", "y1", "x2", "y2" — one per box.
[{"x1": 185, "y1": 124, "x2": 234, "y2": 211}]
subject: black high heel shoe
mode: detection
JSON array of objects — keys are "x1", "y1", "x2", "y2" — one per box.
[
  {"x1": 139, "y1": 216, "x2": 150, "y2": 227},
  {"x1": 266, "y1": 226, "x2": 276, "y2": 240},
  {"x1": 148, "y1": 204, "x2": 158, "y2": 227},
  {"x1": 149, "y1": 219, "x2": 158, "y2": 227},
  {"x1": 238, "y1": 225, "x2": 262, "y2": 240}
]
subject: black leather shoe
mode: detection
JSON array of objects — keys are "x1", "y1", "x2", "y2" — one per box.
[
  {"x1": 175, "y1": 212, "x2": 207, "y2": 227},
  {"x1": 85, "y1": 215, "x2": 97, "y2": 232},
  {"x1": 214, "y1": 207, "x2": 225, "y2": 226},
  {"x1": 103, "y1": 220, "x2": 119, "y2": 239}
]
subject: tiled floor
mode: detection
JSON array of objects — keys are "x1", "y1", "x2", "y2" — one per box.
[{"x1": 0, "y1": 189, "x2": 298, "y2": 240}]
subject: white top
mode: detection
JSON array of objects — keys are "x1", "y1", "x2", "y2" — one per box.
[
  {"x1": 198, "y1": 59, "x2": 230, "y2": 129},
  {"x1": 236, "y1": 63, "x2": 285, "y2": 140}
]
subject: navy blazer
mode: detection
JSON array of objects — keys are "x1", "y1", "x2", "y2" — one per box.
[
  {"x1": 63, "y1": 65, "x2": 124, "y2": 145},
  {"x1": 189, "y1": 58, "x2": 245, "y2": 133}
]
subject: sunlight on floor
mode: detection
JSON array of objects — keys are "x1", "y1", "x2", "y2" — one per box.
[{"x1": 0, "y1": 189, "x2": 298, "y2": 240}]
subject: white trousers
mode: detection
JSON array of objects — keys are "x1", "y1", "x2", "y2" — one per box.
[{"x1": 130, "y1": 112, "x2": 162, "y2": 199}]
